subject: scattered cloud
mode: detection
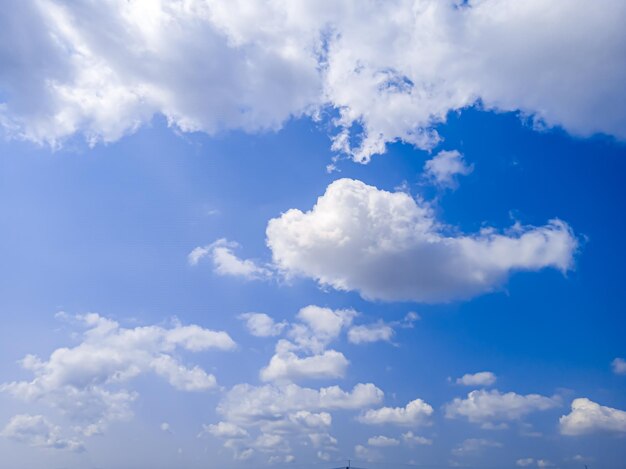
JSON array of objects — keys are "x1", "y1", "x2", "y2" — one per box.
[
  {"x1": 189, "y1": 239, "x2": 271, "y2": 280},
  {"x1": 612, "y1": 357, "x2": 626, "y2": 375},
  {"x1": 402, "y1": 431, "x2": 432, "y2": 446},
  {"x1": 456, "y1": 371, "x2": 497, "y2": 387},
  {"x1": 348, "y1": 322, "x2": 395, "y2": 345},
  {"x1": 0, "y1": 313, "x2": 235, "y2": 435},
  {"x1": 452, "y1": 438, "x2": 502, "y2": 456},
  {"x1": 560, "y1": 398, "x2": 626, "y2": 435},
  {"x1": 367, "y1": 435, "x2": 400, "y2": 447},
  {"x1": 424, "y1": 150, "x2": 473, "y2": 189},
  {"x1": 517, "y1": 458, "x2": 535, "y2": 467},
  {"x1": 239, "y1": 313, "x2": 287, "y2": 338},
  {"x1": 445, "y1": 389, "x2": 559, "y2": 427},
  {"x1": 267, "y1": 179, "x2": 577, "y2": 302},
  {"x1": 260, "y1": 347, "x2": 349, "y2": 382},
  {"x1": 358, "y1": 398, "x2": 433, "y2": 426},
  {"x1": 1, "y1": 414, "x2": 84, "y2": 452}
]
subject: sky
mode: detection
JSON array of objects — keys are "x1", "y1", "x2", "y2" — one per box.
[{"x1": 0, "y1": 1, "x2": 626, "y2": 468}]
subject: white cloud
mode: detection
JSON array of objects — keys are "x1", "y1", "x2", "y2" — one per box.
[
  {"x1": 189, "y1": 239, "x2": 271, "y2": 280},
  {"x1": 218, "y1": 382, "x2": 383, "y2": 426},
  {"x1": 517, "y1": 458, "x2": 535, "y2": 467},
  {"x1": 367, "y1": 435, "x2": 400, "y2": 447},
  {"x1": 537, "y1": 460, "x2": 554, "y2": 468},
  {"x1": 2, "y1": 1, "x2": 624, "y2": 160},
  {"x1": 612, "y1": 357, "x2": 626, "y2": 375},
  {"x1": 0, "y1": 313, "x2": 235, "y2": 435},
  {"x1": 452, "y1": 438, "x2": 502, "y2": 456},
  {"x1": 445, "y1": 390, "x2": 559, "y2": 426},
  {"x1": 260, "y1": 349, "x2": 349, "y2": 382},
  {"x1": 348, "y1": 322, "x2": 394, "y2": 345},
  {"x1": 1, "y1": 414, "x2": 84, "y2": 452},
  {"x1": 214, "y1": 382, "x2": 380, "y2": 460},
  {"x1": 160, "y1": 422, "x2": 170, "y2": 432},
  {"x1": 259, "y1": 306, "x2": 355, "y2": 382},
  {"x1": 203, "y1": 422, "x2": 249, "y2": 439},
  {"x1": 358, "y1": 398, "x2": 433, "y2": 426},
  {"x1": 424, "y1": 150, "x2": 473, "y2": 189},
  {"x1": 239, "y1": 313, "x2": 287, "y2": 337},
  {"x1": 559, "y1": 398, "x2": 626, "y2": 436},
  {"x1": 267, "y1": 179, "x2": 577, "y2": 302},
  {"x1": 456, "y1": 371, "x2": 497, "y2": 387},
  {"x1": 401, "y1": 431, "x2": 432, "y2": 446}
]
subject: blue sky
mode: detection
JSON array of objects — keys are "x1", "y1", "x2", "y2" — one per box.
[{"x1": 1, "y1": 1, "x2": 626, "y2": 468}]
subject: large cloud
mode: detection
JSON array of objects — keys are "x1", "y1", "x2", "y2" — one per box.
[
  {"x1": 1, "y1": 1, "x2": 624, "y2": 159},
  {"x1": 559, "y1": 398, "x2": 626, "y2": 436},
  {"x1": 0, "y1": 312, "x2": 235, "y2": 436},
  {"x1": 267, "y1": 179, "x2": 577, "y2": 302},
  {"x1": 445, "y1": 389, "x2": 560, "y2": 427}
]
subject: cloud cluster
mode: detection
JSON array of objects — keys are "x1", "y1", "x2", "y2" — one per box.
[
  {"x1": 267, "y1": 179, "x2": 577, "y2": 302},
  {"x1": 445, "y1": 389, "x2": 560, "y2": 427},
  {"x1": 2, "y1": 1, "x2": 624, "y2": 160},
  {"x1": 209, "y1": 382, "x2": 384, "y2": 460},
  {"x1": 559, "y1": 398, "x2": 626, "y2": 435},
  {"x1": 358, "y1": 398, "x2": 433, "y2": 426},
  {"x1": 1, "y1": 414, "x2": 84, "y2": 452},
  {"x1": 0, "y1": 313, "x2": 235, "y2": 436}
]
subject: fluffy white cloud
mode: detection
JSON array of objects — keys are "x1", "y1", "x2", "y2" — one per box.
[
  {"x1": 456, "y1": 371, "x2": 497, "y2": 387},
  {"x1": 203, "y1": 422, "x2": 249, "y2": 439},
  {"x1": 358, "y1": 398, "x2": 433, "y2": 426},
  {"x1": 348, "y1": 322, "x2": 394, "y2": 345},
  {"x1": 424, "y1": 150, "x2": 473, "y2": 189},
  {"x1": 260, "y1": 348, "x2": 349, "y2": 382},
  {"x1": 445, "y1": 390, "x2": 560, "y2": 426},
  {"x1": 259, "y1": 305, "x2": 355, "y2": 382},
  {"x1": 517, "y1": 458, "x2": 535, "y2": 467},
  {"x1": 612, "y1": 357, "x2": 626, "y2": 375},
  {"x1": 1, "y1": 1, "x2": 624, "y2": 160},
  {"x1": 367, "y1": 435, "x2": 400, "y2": 447},
  {"x1": 239, "y1": 313, "x2": 287, "y2": 337},
  {"x1": 559, "y1": 398, "x2": 626, "y2": 435},
  {"x1": 0, "y1": 313, "x2": 235, "y2": 435},
  {"x1": 401, "y1": 431, "x2": 432, "y2": 446},
  {"x1": 218, "y1": 382, "x2": 383, "y2": 425},
  {"x1": 267, "y1": 179, "x2": 577, "y2": 302},
  {"x1": 354, "y1": 444, "x2": 382, "y2": 462},
  {"x1": 212, "y1": 382, "x2": 380, "y2": 460},
  {"x1": 189, "y1": 239, "x2": 271, "y2": 280},
  {"x1": 1, "y1": 414, "x2": 84, "y2": 452}
]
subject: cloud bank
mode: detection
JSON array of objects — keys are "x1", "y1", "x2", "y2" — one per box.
[{"x1": 1, "y1": 1, "x2": 625, "y2": 160}]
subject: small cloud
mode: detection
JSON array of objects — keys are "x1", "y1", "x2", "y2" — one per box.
[
  {"x1": 188, "y1": 239, "x2": 272, "y2": 280},
  {"x1": 455, "y1": 371, "x2": 497, "y2": 387},
  {"x1": 424, "y1": 150, "x2": 473, "y2": 189},
  {"x1": 612, "y1": 357, "x2": 626, "y2": 375}
]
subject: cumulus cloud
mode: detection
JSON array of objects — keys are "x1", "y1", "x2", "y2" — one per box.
[
  {"x1": 267, "y1": 179, "x2": 577, "y2": 302},
  {"x1": 367, "y1": 435, "x2": 400, "y2": 447},
  {"x1": 445, "y1": 389, "x2": 559, "y2": 426},
  {"x1": 424, "y1": 150, "x2": 473, "y2": 189},
  {"x1": 239, "y1": 313, "x2": 287, "y2": 338},
  {"x1": 211, "y1": 382, "x2": 381, "y2": 460},
  {"x1": 456, "y1": 371, "x2": 497, "y2": 387},
  {"x1": 358, "y1": 398, "x2": 433, "y2": 426},
  {"x1": 260, "y1": 348, "x2": 349, "y2": 382},
  {"x1": 1, "y1": 1, "x2": 624, "y2": 160},
  {"x1": 612, "y1": 357, "x2": 626, "y2": 375},
  {"x1": 259, "y1": 306, "x2": 356, "y2": 383},
  {"x1": 559, "y1": 398, "x2": 626, "y2": 435},
  {"x1": 0, "y1": 313, "x2": 235, "y2": 435},
  {"x1": 1, "y1": 414, "x2": 84, "y2": 452},
  {"x1": 189, "y1": 239, "x2": 271, "y2": 280},
  {"x1": 348, "y1": 322, "x2": 395, "y2": 345},
  {"x1": 402, "y1": 431, "x2": 432, "y2": 446},
  {"x1": 517, "y1": 458, "x2": 535, "y2": 467}
]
